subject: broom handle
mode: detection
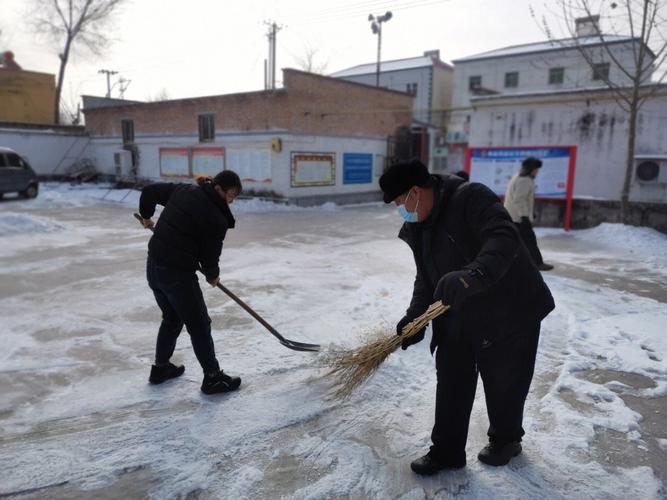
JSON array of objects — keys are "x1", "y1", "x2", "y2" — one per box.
[{"x1": 400, "y1": 301, "x2": 450, "y2": 337}]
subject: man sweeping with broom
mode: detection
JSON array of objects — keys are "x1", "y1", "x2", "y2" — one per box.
[{"x1": 379, "y1": 159, "x2": 554, "y2": 474}]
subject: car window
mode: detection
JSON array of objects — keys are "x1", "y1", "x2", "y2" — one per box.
[
  {"x1": 6, "y1": 153, "x2": 22, "y2": 167},
  {"x1": 0, "y1": 154, "x2": 7, "y2": 168}
]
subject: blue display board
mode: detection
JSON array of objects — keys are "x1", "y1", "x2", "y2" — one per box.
[
  {"x1": 343, "y1": 153, "x2": 373, "y2": 184},
  {"x1": 468, "y1": 147, "x2": 572, "y2": 198}
]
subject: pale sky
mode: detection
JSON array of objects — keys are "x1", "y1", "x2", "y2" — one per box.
[{"x1": 2, "y1": 0, "x2": 565, "y2": 111}]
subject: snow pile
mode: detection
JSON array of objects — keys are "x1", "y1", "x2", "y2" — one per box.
[
  {"x1": 1, "y1": 182, "x2": 138, "y2": 209},
  {"x1": 570, "y1": 223, "x2": 667, "y2": 261},
  {"x1": 0, "y1": 213, "x2": 66, "y2": 236},
  {"x1": 12, "y1": 183, "x2": 346, "y2": 214}
]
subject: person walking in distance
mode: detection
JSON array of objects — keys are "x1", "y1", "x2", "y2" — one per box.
[
  {"x1": 379, "y1": 159, "x2": 554, "y2": 474},
  {"x1": 137, "y1": 171, "x2": 243, "y2": 395},
  {"x1": 504, "y1": 156, "x2": 554, "y2": 271}
]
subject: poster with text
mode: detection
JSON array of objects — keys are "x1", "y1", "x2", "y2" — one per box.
[
  {"x1": 227, "y1": 149, "x2": 272, "y2": 183},
  {"x1": 469, "y1": 147, "x2": 572, "y2": 199},
  {"x1": 159, "y1": 148, "x2": 189, "y2": 177},
  {"x1": 192, "y1": 148, "x2": 225, "y2": 177},
  {"x1": 291, "y1": 152, "x2": 335, "y2": 187},
  {"x1": 343, "y1": 153, "x2": 373, "y2": 184}
]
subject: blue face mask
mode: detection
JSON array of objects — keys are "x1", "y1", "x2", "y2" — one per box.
[{"x1": 397, "y1": 190, "x2": 420, "y2": 223}]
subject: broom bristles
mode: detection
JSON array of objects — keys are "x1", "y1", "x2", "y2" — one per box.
[{"x1": 325, "y1": 301, "x2": 450, "y2": 399}]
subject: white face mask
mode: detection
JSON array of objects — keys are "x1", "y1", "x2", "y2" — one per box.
[{"x1": 397, "y1": 190, "x2": 419, "y2": 223}]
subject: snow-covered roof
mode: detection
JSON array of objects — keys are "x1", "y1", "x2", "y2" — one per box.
[
  {"x1": 330, "y1": 54, "x2": 451, "y2": 78},
  {"x1": 453, "y1": 35, "x2": 640, "y2": 63}
]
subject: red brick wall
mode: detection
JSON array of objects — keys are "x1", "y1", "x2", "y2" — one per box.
[{"x1": 83, "y1": 69, "x2": 413, "y2": 138}]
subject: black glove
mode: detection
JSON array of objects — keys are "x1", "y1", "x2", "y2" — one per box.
[
  {"x1": 396, "y1": 315, "x2": 426, "y2": 350},
  {"x1": 433, "y1": 268, "x2": 486, "y2": 311},
  {"x1": 520, "y1": 216, "x2": 531, "y2": 226}
]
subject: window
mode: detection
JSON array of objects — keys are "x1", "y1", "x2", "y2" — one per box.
[
  {"x1": 592, "y1": 63, "x2": 610, "y2": 81},
  {"x1": 469, "y1": 75, "x2": 482, "y2": 90},
  {"x1": 198, "y1": 114, "x2": 215, "y2": 142},
  {"x1": 549, "y1": 67, "x2": 565, "y2": 85},
  {"x1": 6, "y1": 153, "x2": 22, "y2": 167},
  {"x1": 406, "y1": 83, "x2": 418, "y2": 96},
  {"x1": 0, "y1": 154, "x2": 7, "y2": 168},
  {"x1": 504, "y1": 72, "x2": 519, "y2": 88},
  {"x1": 121, "y1": 119, "x2": 134, "y2": 145}
]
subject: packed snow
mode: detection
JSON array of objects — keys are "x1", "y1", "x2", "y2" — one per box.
[{"x1": 0, "y1": 183, "x2": 665, "y2": 499}]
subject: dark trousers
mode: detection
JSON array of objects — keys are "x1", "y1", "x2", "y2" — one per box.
[
  {"x1": 516, "y1": 220, "x2": 544, "y2": 266},
  {"x1": 146, "y1": 257, "x2": 220, "y2": 375},
  {"x1": 431, "y1": 324, "x2": 541, "y2": 462}
]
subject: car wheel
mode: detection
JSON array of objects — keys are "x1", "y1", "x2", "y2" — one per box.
[{"x1": 21, "y1": 184, "x2": 39, "y2": 199}]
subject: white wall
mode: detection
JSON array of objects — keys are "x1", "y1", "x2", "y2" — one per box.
[
  {"x1": 451, "y1": 42, "x2": 641, "y2": 109},
  {"x1": 468, "y1": 91, "x2": 667, "y2": 202},
  {"x1": 89, "y1": 131, "x2": 387, "y2": 201},
  {"x1": 0, "y1": 127, "x2": 91, "y2": 175},
  {"x1": 339, "y1": 67, "x2": 433, "y2": 125}
]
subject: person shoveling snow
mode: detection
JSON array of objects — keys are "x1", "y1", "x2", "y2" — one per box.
[{"x1": 137, "y1": 171, "x2": 244, "y2": 395}]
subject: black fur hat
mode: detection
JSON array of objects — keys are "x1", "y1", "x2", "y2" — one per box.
[
  {"x1": 379, "y1": 159, "x2": 431, "y2": 203},
  {"x1": 520, "y1": 156, "x2": 543, "y2": 176}
]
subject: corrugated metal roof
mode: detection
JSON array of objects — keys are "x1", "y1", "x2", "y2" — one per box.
[
  {"x1": 453, "y1": 35, "x2": 635, "y2": 63},
  {"x1": 330, "y1": 54, "x2": 449, "y2": 77}
]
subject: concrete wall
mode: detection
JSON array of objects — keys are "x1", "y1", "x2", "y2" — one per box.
[
  {"x1": 0, "y1": 124, "x2": 90, "y2": 176},
  {"x1": 89, "y1": 131, "x2": 387, "y2": 203},
  {"x1": 536, "y1": 198, "x2": 667, "y2": 234},
  {"x1": 0, "y1": 69, "x2": 56, "y2": 125},
  {"x1": 467, "y1": 88, "x2": 667, "y2": 202}
]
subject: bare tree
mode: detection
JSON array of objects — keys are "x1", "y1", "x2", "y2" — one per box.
[
  {"x1": 145, "y1": 88, "x2": 170, "y2": 102},
  {"x1": 536, "y1": 0, "x2": 667, "y2": 222},
  {"x1": 294, "y1": 44, "x2": 329, "y2": 74},
  {"x1": 30, "y1": 0, "x2": 126, "y2": 124}
]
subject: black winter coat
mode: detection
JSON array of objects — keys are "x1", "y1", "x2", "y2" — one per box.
[
  {"x1": 399, "y1": 174, "x2": 554, "y2": 351},
  {"x1": 139, "y1": 182, "x2": 235, "y2": 281}
]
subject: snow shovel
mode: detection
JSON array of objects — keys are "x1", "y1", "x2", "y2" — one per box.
[{"x1": 134, "y1": 213, "x2": 320, "y2": 352}]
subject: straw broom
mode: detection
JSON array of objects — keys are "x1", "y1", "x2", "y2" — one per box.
[{"x1": 325, "y1": 300, "x2": 450, "y2": 399}]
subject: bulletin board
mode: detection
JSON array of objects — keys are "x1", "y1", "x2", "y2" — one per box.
[
  {"x1": 227, "y1": 149, "x2": 272, "y2": 183},
  {"x1": 465, "y1": 146, "x2": 577, "y2": 230},
  {"x1": 159, "y1": 148, "x2": 190, "y2": 177},
  {"x1": 192, "y1": 147, "x2": 225, "y2": 177},
  {"x1": 291, "y1": 152, "x2": 335, "y2": 187}
]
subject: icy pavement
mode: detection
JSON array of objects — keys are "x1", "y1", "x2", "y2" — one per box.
[{"x1": 0, "y1": 183, "x2": 665, "y2": 499}]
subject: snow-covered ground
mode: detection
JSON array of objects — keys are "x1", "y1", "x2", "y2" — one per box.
[{"x1": 1, "y1": 183, "x2": 665, "y2": 499}]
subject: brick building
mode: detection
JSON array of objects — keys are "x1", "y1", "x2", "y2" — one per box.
[
  {"x1": 0, "y1": 51, "x2": 56, "y2": 125},
  {"x1": 83, "y1": 69, "x2": 413, "y2": 204}
]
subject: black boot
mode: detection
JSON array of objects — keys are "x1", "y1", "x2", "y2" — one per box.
[
  {"x1": 410, "y1": 451, "x2": 465, "y2": 475},
  {"x1": 201, "y1": 370, "x2": 241, "y2": 395},
  {"x1": 478, "y1": 441, "x2": 522, "y2": 466},
  {"x1": 149, "y1": 362, "x2": 185, "y2": 384}
]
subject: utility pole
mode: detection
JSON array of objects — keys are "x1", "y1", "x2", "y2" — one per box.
[
  {"x1": 264, "y1": 21, "x2": 282, "y2": 90},
  {"x1": 98, "y1": 69, "x2": 118, "y2": 98},
  {"x1": 368, "y1": 12, "x2": 392, "y2": 87},
  {"x1": 118, "y1": 77, "x2": 131, "y2": 99}
]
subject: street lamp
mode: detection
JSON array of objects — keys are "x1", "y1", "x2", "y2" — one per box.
[{"x1": 369, "y1": 11, "x2": 392, "y2": 87}]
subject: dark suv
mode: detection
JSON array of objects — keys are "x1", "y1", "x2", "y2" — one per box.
[{"x1": 0, "y1": 147, "x2": 39, "y2": 199}]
